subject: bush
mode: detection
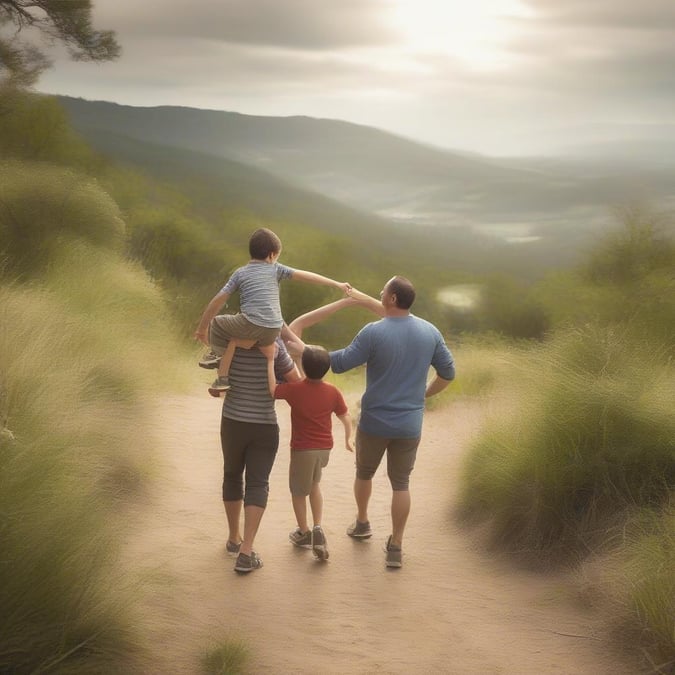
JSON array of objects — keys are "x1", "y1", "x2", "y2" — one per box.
[
  {"x1": 0, "y1": 161, "x2": 125, "y2": 279},
  {"x1": 457, "y1": 324, "x2": 675, "y2": 556}
]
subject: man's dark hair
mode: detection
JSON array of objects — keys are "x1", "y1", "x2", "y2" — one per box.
[
  {"x1": 302, "y1": 345, "x2": 331, "y2": 380},
  {"x1": 249, "y1": 228, "x2": 282, "y2": 260},
  {"x1": 388, "y1": 276, "x2": 416, "y2": 309}
]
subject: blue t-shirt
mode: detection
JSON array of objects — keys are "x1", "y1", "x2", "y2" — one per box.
[
  {"x1": 222, "y1": 261, "x2": 294, "y2": 328},
  {"x1": 330, "y1": 315, "x2": 455, "y2": 438}
]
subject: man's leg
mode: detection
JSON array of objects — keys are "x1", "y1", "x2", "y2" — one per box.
[
  {"x1": 354, "y1": 477, "x2": 372, "y2": 523},
  {"x1": 390, "y1": 489, "x2": 410, "y2": 548},
  {"x1": 386, "y1": 437, "x2": 419, "y2": 548},
  {"x1": 352, "y1": 429, "x2": 386, "y2": 525}
]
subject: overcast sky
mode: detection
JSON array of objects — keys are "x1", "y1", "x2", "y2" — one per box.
[{"x1": 33, "y1": 0, "x2": 675, "y2": 156}]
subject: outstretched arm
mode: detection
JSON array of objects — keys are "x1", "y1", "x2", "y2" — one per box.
[
  {"x1": 347, "y1": 287, "x2": 385, "y2": 317},
  {"x1": 194, "y1": 289, "x2": 231, "y2": 345},
  {"x1": 288, "y1": 298, "x2": 357, "y2": 341},
  {"x1": 291, "y1": 269, "x2": 352, "y2": 296}
]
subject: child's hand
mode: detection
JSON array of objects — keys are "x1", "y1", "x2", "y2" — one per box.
[
  {"x1": 345, "y1": 439, "x2": 354, "y2": 453},
  {"x1": 194, "y1": 329, "x2": 208, "y2": 345},
  {"x1": 338, "y1": 282, "x2": 352, "y2": 296}
]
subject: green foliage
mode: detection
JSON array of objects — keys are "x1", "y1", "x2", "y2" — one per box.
[
  {"x1": 0, "y1": 283, "x2": 141, "y2": 673},
  {"x1": 584, "y1": 210, "x2": 675, "y2": 285},
  {"x1": 0, "y1": 227, "x2": 189, "y2": 672},
  {"x1": 0, "y1": 90, "x2": 95, "y2": 165},
  {"x1": 451, "y1": 274, "x2": 551, "y2": 339},
  {"x1": 619, "y1": 507, "x2": 675, "y2": 667},
  {"x1": 0, "y1": 161, "x2": 125, "y2": 279},
  {"x1": 201, "y1": 640, "x2": 250, "y2": 675},
  {"x1": 0, "y1": 0, "x2": 120, "y2": 87},
  {"x1": 457, "y1": 325, "x2": 675, "y2": 556}
]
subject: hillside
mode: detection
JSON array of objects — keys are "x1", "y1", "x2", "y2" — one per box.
[{"x1": 59, "y1": 96, "x2": 675, "y2": 239}]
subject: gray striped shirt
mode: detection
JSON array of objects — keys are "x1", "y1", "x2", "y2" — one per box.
[
  {"x1": 222, "y1": 340, "x2": 295, "y2": 425},
  {"x1": 221, "y1": 261, "x2": 295, "y2": 328}
]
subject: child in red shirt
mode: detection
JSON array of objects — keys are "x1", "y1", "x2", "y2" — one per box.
[{"x1": 271, "y1": 345, "x2": 353, "y2": 561}]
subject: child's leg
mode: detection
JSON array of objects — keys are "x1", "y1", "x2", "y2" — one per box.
[
  {"x1": 308, "y1": 480, "x2": 323, "y2": 527},
  {"x1": 291, "y1": 494, "x2": 310, "y2": 533},
  {"x1": 258, "y1": 342, "x2": 277, "y2": 397},
  {"x1": 217, "y1": 338, "x2": 256, "y2": 378}
]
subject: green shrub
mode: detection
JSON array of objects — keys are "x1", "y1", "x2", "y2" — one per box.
[
  {"x1": 620, "y1": 506, "x2": 675, "y2": 667},
  {"x1": 201, "y1": 640, "x2": 250, "y2": 675},
  {"x1": 457, "y1": 324, "x2": 675, "y2": 557},
  {"x1": 0, "y1": 161, "x2": 125, "y2": 279}
]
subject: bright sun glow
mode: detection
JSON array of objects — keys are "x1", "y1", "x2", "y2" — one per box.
[{"x1": 391, "y1": 0, "x2": 532, "y2": 69}]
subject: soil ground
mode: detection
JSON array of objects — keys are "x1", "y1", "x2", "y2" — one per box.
[{"x1": 123, "y1": 388, "x2": 641, "y2": 674}]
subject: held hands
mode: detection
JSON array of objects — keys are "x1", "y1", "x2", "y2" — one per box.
[{"x1": 338, "y1": 281, "x2": 353, "y2": 296}]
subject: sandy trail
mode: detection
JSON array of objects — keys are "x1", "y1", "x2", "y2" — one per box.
[{"x1": 123, "y1": 389, "x2": 639, "y2": 674}]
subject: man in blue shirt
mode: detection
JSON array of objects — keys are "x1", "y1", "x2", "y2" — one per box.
[{"x1": 330, "y1": 276, "x2": 455, "y2": 568}]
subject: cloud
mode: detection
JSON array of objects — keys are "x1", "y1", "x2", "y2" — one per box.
[{"x1": 96, "y1": 0, "x2": 400, "y2": 49}]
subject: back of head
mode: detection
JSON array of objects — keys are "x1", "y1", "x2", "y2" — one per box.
[
  {"x1": 302, "y1": 345, "x2": 331, "y2": 380},
  {"x1": 388, "y1": 275, "x2": 416, "y2": 309},
  {"x1": 249, "y1": 228, "x2": 282, "y2": 260}
]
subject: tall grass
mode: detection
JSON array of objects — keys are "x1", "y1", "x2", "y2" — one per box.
[
  {"x1": 0, "y1": 239, "x2": 190, "y2": 671},
  {"x1": 456, "y1": 324, "x2": 674, "y2": 665},
  {"x1": 201, "y1": 640, "x2": 250, "y2": 675},
  {"x1": 458, "y1": 324, "x2": 674, "y2": 551}
]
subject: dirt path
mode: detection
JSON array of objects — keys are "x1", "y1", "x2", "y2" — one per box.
[{"x1": 124, "y1": 389, "x2": 639, "y2": 674}]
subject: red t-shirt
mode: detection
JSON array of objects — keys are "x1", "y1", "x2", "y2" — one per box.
[{"x1": 274, "y1": 379, "x2": 348, "y2": 450}]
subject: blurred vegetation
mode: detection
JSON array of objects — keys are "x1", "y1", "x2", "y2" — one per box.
[
  {"x1": 201, "y1": 640, "x2": 250, "y2": 675},
  {"x1": 457, "y1": 219, "x2": 675, "y2": 668}
]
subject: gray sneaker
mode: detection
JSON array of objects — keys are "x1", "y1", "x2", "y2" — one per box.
[
  {"x1": 208, "y1": 375, "x2": 230, "y2": 397},
  {"x1": 384, "y1": 535, "x2": 402, "y2": 568},
  {"x1": 289, "y1": 528, "x2": 312, "y2": 549},
  {"x1": 234, "y1": 551, "x2": 263, "y2": 573},
  {"x1": 347, "y1": 519, "x2": 372, "y2": 539},
  {"x1": 199, "y1": 350, "x2": 221, "y2": 369},
  {"x1": 311, "y1": 525, "x2": 329, "y2": 561}
]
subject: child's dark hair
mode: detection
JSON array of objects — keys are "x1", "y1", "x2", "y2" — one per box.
[
  {"x1": 249, "y1": 228, "x2": 282, "y2": 260},
  {"x1": 302, "y1": 345, "x2": 331, "y2": 380}
]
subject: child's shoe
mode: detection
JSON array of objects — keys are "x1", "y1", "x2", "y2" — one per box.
[
  {"x1": 311, "y1": 525, "x2": 329, "y2": 561},
  {"x1": 288, "y1": 528, "x2": 312, "y2": 549},
  {"x1": 208, "y1": 375, "x2": 230, "y2": 397},
  {"x1": 199, "y1": 350, "x2": 221, "y2": 369}
]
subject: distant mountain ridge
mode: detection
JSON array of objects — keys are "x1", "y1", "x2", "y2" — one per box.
[{"x1": 57, "y1": 95, "x2": 675, "y2": 272}]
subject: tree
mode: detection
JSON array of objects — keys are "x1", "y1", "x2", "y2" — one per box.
[{"x1": 0, "y1": 0, "x2": 120, "y2": 88}]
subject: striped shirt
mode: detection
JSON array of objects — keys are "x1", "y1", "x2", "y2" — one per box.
[
  {"x1": 221, "y1": 261, "x2": 295, "y2": 328},
  {"x1": 222, "y1": 339, "x2": 295, "y2": 425}
]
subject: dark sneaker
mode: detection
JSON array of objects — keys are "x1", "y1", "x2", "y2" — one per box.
[
  {"x1": 226, "y1": 539, "x2": 241, "y2": 555},
  {"x1": 234, "y1": 551, "x2": 263, "y2": 573},
  {"x1": 289, "y1": 528, "x2": 312, "y2": 549},
  {"x1": 311, "y1": 525, "x2": 329, "y2": 561},
  {"x1": 208, "y1": 375, "x2": 231, "y2": 397},
  {"x1": 384, "y1": 535, "x2": 402, "y2": 568},
  {"x1": 199, "y1": 350, "x2": 221, "y2": 369},
  {"x1": 347, "y1": 519, "x2": 372, "y2": 539}
]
